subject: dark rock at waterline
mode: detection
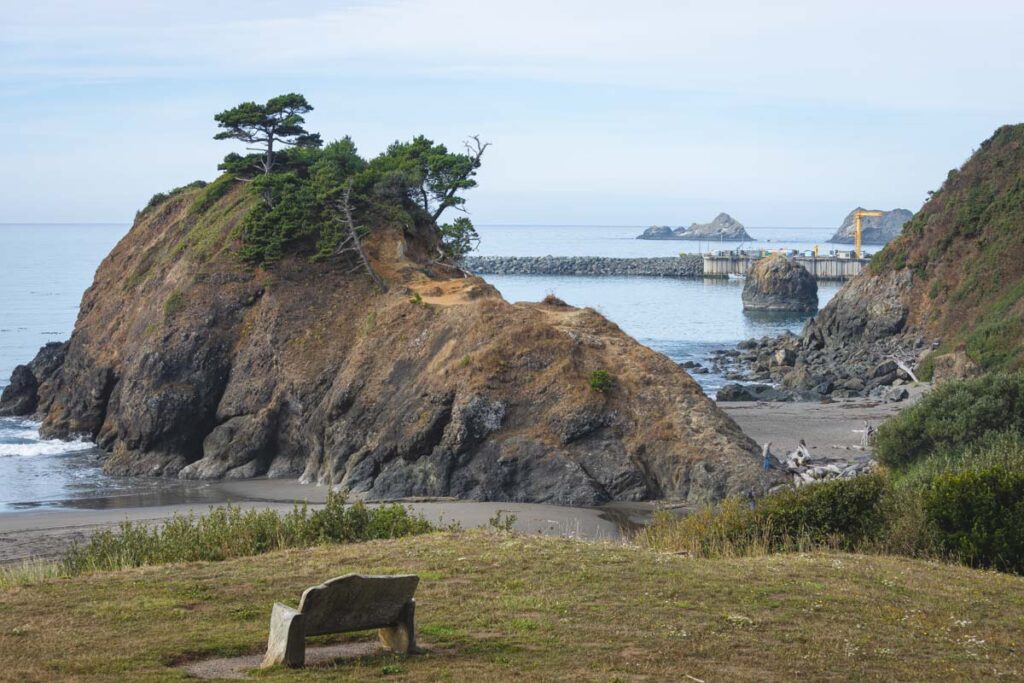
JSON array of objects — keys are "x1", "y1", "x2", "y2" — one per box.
[
  {"x1": 0, "y1": 341, "x2": 67, "y2": 417},
  {"x1": 741, "y1": 255, "x2": 818, "y2": 313},
  {"x1": 716, "y1": 383, "x2": 793, "y2": 402}
]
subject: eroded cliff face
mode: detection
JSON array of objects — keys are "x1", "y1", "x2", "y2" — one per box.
[
  {"x1": 721, "y1": 124, "x2": 1024, "y2": 397},
  {"x1": 1, "y1": 185, "x2": 769, "y2": 505}
]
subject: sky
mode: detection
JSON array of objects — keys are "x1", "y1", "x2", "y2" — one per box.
[{"x1": 1, "y1": 0, "x2": 1022, "y2": 226}]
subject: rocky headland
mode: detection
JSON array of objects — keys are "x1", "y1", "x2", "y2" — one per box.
[
  {"x1": 461, "y1": 255, "x2": 703, "y2": 278},
  {"x1": 637, "y1": 213, "x2": 753, "y2": 241},
  {"x1": 0, "y1": 183, "x2": 773, "y2": 505},
  {"x1": 828, "y1": 208, "x2": 913, "y2": 245},
  {"x1": 716, "y1": 124, "x2": 1024, "y2": 401},
  {"x1": 740, "y1": 255, "x2": 818, "y2": 313}
]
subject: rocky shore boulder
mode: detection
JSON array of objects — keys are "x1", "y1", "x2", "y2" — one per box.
[
  {"x1": 741, "y1": 255, "x2": 818, "y2": 313},
  {"x1": 0, "y1": 182, "x2": 775, "y2": 505},
  {"x1": 828, "y1": 208, "x2": 913, "y2": 245}
]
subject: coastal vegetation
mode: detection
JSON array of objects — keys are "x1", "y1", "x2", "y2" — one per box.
[
  {"x1": 642, "y1": 373, "x2": 1024, "y2": 574},
  {"x1": 205, "y1": 94, "x2": 487, "y2": 264},
  {"x1": 868, "y1": 124, "x2": 1024, "y2": 375}
]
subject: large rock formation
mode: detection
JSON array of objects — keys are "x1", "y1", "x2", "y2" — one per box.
[
  {"x1": 721, "y1": 123, "x2": 1024, "y2": 398},
  {"x1": 828, "y1": 208, "x2": 913, "y2": 245},
  {"x1": 637, "y1": 213, "x2": 752, "y2": 241},
  {"x1": 741, "y1": 255, "x2": 818, "y2": 313},
  {"x1": 0, "y1": 183, "x2": 771, "y2": 505}
]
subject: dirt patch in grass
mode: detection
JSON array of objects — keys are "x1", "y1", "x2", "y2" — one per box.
[{"x1": 0, "y1": 531, "x2": 1022, "y2": 681}]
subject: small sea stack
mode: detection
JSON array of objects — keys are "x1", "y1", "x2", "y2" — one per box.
[{"x1": 741, "y1": 254, "x2": 818, "y2": 313}]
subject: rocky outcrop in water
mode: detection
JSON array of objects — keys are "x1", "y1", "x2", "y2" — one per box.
[
  {"x1": 637, "y1": 213, "x2": 752, "y2": 241},
  {"x1": 461, "y1": 255, "x2": 704, "y2": 278},
  {"x1": 741, "y1": 255, "x2": 818, "y2": 313},
  {"x1": 828, "y1": 208, "x2": 913, "y2": 245},
  {"x1": 0, "y1": 183, "x2": 774, "y2": 505}
]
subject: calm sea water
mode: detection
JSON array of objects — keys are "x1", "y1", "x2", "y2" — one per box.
[{"x1": 0, "y1": 222, "x2": 838, "y2": 510}]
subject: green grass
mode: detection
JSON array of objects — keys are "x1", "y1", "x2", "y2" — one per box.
[
  {"x1": 162, "y1": 291, "x2": 186, "y2": 320},
  {"x1": 62, "y1": 491, "x2": 433, "y2": 575},
  {"x1": 0, "y1": 531, "x2": 1021, "y2": 681}
]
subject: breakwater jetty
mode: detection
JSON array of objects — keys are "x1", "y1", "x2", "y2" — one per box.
[
  {"x1": 462, "y1": 255, "x2": 704, "y2": 277},
  {"x1": 464, "y1": 252, "x2": 867, "y2": 281}
]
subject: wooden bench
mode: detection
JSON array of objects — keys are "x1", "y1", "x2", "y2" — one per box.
[{"x1": 261, "y1": 573, "x2": 419, "y2": 668}]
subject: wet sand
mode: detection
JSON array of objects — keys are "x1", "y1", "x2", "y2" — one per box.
[
  {"x1": 0, "y1": 391, "x2": 926, "y2": 564},
  {"x1": 719, "y1": 384, "x2": 926, "y2": 461}
]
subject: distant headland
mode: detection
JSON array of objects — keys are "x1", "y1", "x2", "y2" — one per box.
[{"x1": 637, "y1": 213, "x2": 753, "y2": 241}]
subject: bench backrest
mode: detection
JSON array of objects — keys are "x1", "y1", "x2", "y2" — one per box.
[{"x1": 298, "y1": 573, "x2": 419, "y2": 637}]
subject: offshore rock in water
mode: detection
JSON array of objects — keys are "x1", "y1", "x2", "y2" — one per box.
[{"x1": 741, "y1": 255, "x2": 818, "y2": 313}]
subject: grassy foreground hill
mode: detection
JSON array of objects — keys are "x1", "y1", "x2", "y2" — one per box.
[{"x1": 1, "y1": 531, "x2": 1022, "y2": 682}]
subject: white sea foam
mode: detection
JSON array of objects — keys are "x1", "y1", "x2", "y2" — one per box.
[{"x1": 0, "y1": 419, "x2": 96, "y2": 458}]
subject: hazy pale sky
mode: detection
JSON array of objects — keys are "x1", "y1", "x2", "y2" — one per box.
[{"x1": 2, "y1": 0, "x2": 1022, "y2": 226}]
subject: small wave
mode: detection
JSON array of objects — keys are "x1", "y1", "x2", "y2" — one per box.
[
  {"x1": 0, "y1": 439, "x2": 96, "y2": 458},
  {"x1": 0, "y1": 418, "x2": 96, "y2": 458}
]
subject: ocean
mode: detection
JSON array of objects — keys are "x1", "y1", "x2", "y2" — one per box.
[{"x1": 0, "y1": 222, "x2": 844, "y2": 510}]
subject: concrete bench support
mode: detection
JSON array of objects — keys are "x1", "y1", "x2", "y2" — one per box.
[{"x1": 261, "y1": 574, "x2": 419, "y2": 669}]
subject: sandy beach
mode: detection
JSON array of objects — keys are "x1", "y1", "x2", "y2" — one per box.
[{"x1": 0, "y1": 391, "x2": 924, "y2": 565}]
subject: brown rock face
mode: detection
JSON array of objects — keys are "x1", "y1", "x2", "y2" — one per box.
[
  {"x1": 1, "y1": 185, "x2": 770, "y2": 505},
  {"x1": 741, "y1": 255, "x2": 818, "y2": 313}
]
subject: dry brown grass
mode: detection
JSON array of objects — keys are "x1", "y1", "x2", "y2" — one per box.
[{"x1": 0, "y1": 530, "x2": 1021, "y2": 681}]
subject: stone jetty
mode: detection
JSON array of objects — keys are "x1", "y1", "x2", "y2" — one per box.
[{"x1": 461, "y1": 255, "x2": 704, "y2": 277}]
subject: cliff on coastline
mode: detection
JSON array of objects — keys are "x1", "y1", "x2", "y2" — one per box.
[
  {"x1": 0, "y1": 183, "x2": 769, "y2": 505},
  {"x1": 637, "y1": 213, "x2": 753, "y2": 241},
  {"x1": 827, "y1": 208, "x2": 913, "y2": 244},
  {"x1": 718, "y1": 123, "x2": 1024, "y2": 398}
]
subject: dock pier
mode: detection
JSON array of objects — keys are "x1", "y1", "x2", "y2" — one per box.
[{"x1": 701, "y1": 250, "x2": 869, "y2": 281}]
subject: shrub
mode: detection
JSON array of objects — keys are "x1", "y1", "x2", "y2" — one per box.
[
  {"x1": 62, "y1": 490, "x2": 433, "y2": 575},
  {"x1": 189, "y1": 174, "x2": 235, "y2": 214},
  {"x1": 637, "y1": 474, "x2": 890, "y2": 557},
  {"x1": 874, "y1": 373, "x2": 1024, "y2": 470},
  {"x1": 138, "y1": 180, "x2": 208, "y2": 217},
  {"x1": 923, "y1": 463, "x2": 1024, "y2": 572},
  {"x1": 163, "y1": 291, "x2": 186, "y2": 319},
  {"x1": 589, "y1": 369, "x2": 613, "y2": 392}
]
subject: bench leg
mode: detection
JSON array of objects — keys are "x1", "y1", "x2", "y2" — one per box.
[
  {"x1": 379, "y1": 599, "x2": 418, "y2": 654},
  {"x1": 261, "y1": 603, "x2": 306, "y2": 668}
]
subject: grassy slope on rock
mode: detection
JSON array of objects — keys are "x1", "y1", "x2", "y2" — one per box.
[
  {"x1": 870, "y1": 123, "x2": 1024, "y2": 373},
  {"x1": 0, "y1": 532, "x2": 1022, "y2": 682}
]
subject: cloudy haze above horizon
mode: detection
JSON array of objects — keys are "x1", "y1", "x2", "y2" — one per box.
[{"x1": 2, "y1": 0, "x2": 1023, "y2": 226}]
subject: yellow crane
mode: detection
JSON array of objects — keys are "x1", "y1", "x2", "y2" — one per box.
[{"x1": 854, "y1": 209, "x2": 883, "y2": 259}]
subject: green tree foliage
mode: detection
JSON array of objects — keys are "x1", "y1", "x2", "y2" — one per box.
[
  {"x1": 214, "y1": 93, "x2": 322, "y2": 177},
  {"x1": 874, "y1": 373, "x2": 1024, "y2": 470},
  {"x1": 365, "y1": 135, "x2": 489, "y2": 221},
  {"x1": 205, "y1": 94, "x2": 488, "y2": 265},
  {"x1": 439, "y1": 217, "x2": 480, "y2": 259}
]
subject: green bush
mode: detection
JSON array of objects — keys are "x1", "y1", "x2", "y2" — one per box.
[
  {"x1": 638, "y1": 474, "x2": 889, "y2": 557},
  {"x1": 189, "y1": 173, "x2": 235, "y2": 214},
  {"x1": 874, "y1": 373, "x2": 1024, "y2": 470},
  {"x1": 138, "y1": 180, "x2": 207, "y2": 217},
  {"x1": 163, "y1": 291, "x2": 186, "y2": 319},
  {"x1": 589, "y1": 369, "x2": 613, "y2": 392},
  {"x1": 62, "y1": 490, "x2": 433, "y2": 575},
  {"x1": 923, "y1": 463, "x2": 1024, "y2": 572},
  {"x1": 755, "y1": 473, "x2": 889, "y2": 548}
]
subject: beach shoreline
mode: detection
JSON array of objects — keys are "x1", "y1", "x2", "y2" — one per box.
[{"x1": 0, "y1": 391, "x2": 924, "y2": 564}]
